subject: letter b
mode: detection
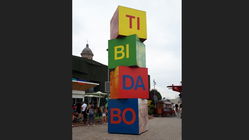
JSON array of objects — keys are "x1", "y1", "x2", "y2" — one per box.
[
  {"x1": 110, "y1": 108, "x2": 122, "y2": 124},
  {"x1": 114, "y1": 44, "x2": 129, "y2": 60}
]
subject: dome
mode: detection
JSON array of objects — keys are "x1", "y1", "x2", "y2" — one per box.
[{"x1": 81, "y1": 43, "x2": 94, "y2": 60}]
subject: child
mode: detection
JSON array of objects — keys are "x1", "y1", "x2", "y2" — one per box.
[{"x1": 102, "y1": 107, "x2": 107, "y2": 124}]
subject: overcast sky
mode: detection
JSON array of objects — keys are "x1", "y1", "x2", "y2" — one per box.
[{"x1": 73, "y1": 0, "x2": 181, "y2": 99}]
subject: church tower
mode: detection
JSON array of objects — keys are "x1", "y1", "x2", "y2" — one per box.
[{"x1": 81, "y1": 43, "x2": 94, "y2": 60}]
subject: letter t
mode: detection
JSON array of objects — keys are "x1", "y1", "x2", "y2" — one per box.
[{"x1": 126, "y1": 15, "x2": 135, "y2": 29}]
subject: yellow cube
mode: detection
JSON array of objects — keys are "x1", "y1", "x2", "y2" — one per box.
[{"x1": 110, "y1": 6, "x2": 147, "y2": 42}]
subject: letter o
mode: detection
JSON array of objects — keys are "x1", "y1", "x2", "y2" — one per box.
[{"x1": 122, "y1": 108, "x2": 136, "y2": 125}]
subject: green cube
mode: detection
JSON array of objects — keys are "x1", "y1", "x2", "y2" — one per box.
[{"x1": 108, "y1": 34, "x2": 146, "y2": 69}]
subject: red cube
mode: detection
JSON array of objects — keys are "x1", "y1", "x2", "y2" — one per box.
[{"x1": 110, "y1": 66, "x2": 149, "y2": 99}]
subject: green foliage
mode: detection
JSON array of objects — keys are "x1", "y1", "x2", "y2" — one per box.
[
  {"x1": 148, "y1": 103, "x2": 155, "y2": 115},
  {"x1": 149, "y1": 89, "x2": 162, "y2": 103}
]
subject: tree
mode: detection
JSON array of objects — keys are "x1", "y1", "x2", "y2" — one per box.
[{"x1": 149, "y1": 89, "x2": 162, "y2": 104}]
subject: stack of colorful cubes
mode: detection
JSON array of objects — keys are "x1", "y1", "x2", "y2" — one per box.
[{"x1": 108, "y1": 6, "x2": 149, "y2": 134}]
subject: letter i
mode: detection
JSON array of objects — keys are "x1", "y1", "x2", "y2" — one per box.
[
  {"x1": 137, "y1": 17, "x2": 140, "y2": 30},
  {"x1": 126, "y1": 44, "x2": 129, "y2": 58}
]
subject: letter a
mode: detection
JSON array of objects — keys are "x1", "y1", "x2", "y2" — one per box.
[{"x1": 135, "y1": 76, "x2": 145, "y2": 90}]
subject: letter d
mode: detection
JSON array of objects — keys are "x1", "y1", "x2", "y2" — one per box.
[{"x1": 122, "y1": 75, "x2": 134, "y2": 90}]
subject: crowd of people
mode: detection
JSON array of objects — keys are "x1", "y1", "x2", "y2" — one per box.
[
  {"x1": 72, "y1": 101, "x2": 108, "y2": 126},
  {"x1": 72, "y1": 101, "x2": 182, "y2": 126}
]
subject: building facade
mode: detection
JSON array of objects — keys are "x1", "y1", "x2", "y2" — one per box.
[{"x1": 72, "y1": 43, "x2": 108, "y2": 105}]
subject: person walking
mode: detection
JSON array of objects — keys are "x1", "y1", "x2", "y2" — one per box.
[
  {"x1": 179, "y1": 103, "x2": 182, "y2": 119},
  {"x1": 72, "y1": 104, "x2": 77, "y2": 112},
  {"x1": 96, "y1": 106, "x2": 102, "y2": 124},
  {"x1": 174, "y1": 104, "x2": 179, "y2": 118},
  {"x1": 81, "y1": 101, "x2": 87, "y2": 124},
  {"x1": 102, "y1": 107, "x2": 107, "y2": 124},
  {"x1": 88, "y1": 105, "x2": 95, "y2": 126},
  {"x1": 76, "y1": 102, "x2": 82, "y2": 121}
]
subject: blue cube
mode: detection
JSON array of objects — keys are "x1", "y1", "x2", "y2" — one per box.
[{"x1": 108, "y1": 98, "x2": 148, "y2": 134}]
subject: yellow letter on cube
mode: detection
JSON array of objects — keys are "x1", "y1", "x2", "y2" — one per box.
[{"x1": 114, "y1": 44, "x2": 130, "y2": 60}]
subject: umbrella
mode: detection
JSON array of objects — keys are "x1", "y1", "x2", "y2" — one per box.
[{"x1": 85, "y1": 91, "x2": 107, "y2": 107}]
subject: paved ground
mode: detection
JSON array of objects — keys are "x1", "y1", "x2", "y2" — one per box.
[{"x1": 72, "y1": 117, "x2": 181, "y2": 140}]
